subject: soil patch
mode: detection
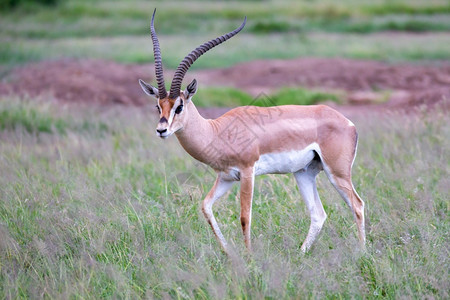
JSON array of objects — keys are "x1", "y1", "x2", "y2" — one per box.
[
  {"x1": 0, "y1": 59, "x2": 151, "y2": 106},
  {"x1": 0, "y1": 58, "x2": 449, "y2": 117}
]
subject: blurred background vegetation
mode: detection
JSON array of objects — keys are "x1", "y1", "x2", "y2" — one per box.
[
  {"x1": 0, "y1": 0, "x2": 60, "y2": 11},
  {"x1": 1, "y1": 0, "x2": 449, "y2": 68}
]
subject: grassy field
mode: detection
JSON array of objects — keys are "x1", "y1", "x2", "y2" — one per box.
[
  {"x1": 0, "y1": 0, "x2": 449, "y2": 298},
  {"x1": 0, "y1": 97, "x2": 448, "y2": 298},
  {"x1": 1, "y1": 0, "x2": 450, "y2": 68}
]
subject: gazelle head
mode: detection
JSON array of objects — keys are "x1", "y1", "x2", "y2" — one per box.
[{"x1": 139, "y1": 9, "x2": 246, "y2": 138}]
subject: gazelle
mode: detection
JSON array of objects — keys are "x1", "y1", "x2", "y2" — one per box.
[{"x1": 139, "y1": 10, "x2": 365, "y2": 253}]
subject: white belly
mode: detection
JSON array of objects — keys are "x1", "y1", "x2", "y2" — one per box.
[{"x1": 254, "y1": 143, "x2": 320, "y2": 175}]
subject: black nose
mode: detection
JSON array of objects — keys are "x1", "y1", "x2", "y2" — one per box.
[{"x1": 157, "y1": 129, "x2": 167, "y2": 134}]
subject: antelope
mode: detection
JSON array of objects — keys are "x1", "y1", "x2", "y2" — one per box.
[{"x1": 139, "y1": 10, "x2": 365, "y2": 254}]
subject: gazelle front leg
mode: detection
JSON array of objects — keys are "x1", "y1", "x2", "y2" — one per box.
[
  {"x1": 239, "y1": 167, "x2": 255, "y2": 251},
  {"x1": 202, "y1": 174, "x2": 235, "y2": 253},
  {"x1": 294, "y1": 161, "x2": 327, "y2": 252}
]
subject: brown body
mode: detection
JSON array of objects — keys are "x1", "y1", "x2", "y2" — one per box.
[{"x1": 177, "y1": 103, "x2": 357, "y2": 172}]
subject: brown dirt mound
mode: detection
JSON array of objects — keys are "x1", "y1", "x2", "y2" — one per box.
[
  {"x1": 0, "y1": 59, "x2": 151, "y2": 105},
  {"x1": 192, "y1": 57, "x2": 450, "y2": 108},
  {"x1": 0, "y1": 58, "x2": 449, "y2": 115}
]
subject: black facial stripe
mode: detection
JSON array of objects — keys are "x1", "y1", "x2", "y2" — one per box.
[{"x1": 159, "y1": 116, "x2": 168, "y2": 123}]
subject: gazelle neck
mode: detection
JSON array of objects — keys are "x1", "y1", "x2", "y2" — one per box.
[{"x1": 175, "y1": 101, "x2": 215, "y2": 165}]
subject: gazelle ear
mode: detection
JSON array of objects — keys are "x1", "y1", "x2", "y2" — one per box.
[
  {"x1": 183, "y1": 79, "x2": 198, "y2": 102},
  {"x1": 139, "y1": 79, "x2": 159, "y2": 99}
]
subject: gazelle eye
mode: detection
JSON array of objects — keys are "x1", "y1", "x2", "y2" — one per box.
[
  {"x1": 155, "y1": 105, "x2": 161, "y2": 113},
  {"x1": 175, "y1": 105, "x2": 183, "y2": 114}
]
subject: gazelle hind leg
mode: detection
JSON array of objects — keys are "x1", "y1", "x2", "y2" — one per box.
[
  {"x1": 294, "y1": 160, "x2": 327, "y2": 252},
  {"x1": 323, "y1": 168, "x2": 365, "y2": 247},
  {"x1": 319, "y1": 127, "x2": 366, "y2": 248},
  {"x1": 202, "y1": 174, "x2": 235, "y2": 253}
]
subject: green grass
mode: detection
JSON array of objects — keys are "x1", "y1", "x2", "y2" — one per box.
[
  {"x1": 0, "y1": 99, "x2": 109, "y2": 134},
  {"x1": 0, "y1": 0, "x2": 61, "y2": 11},
  {"x1": 249, "y1": 14, "x2": 450, "y2": 34},
  {"x1": 0, "y1": 1, "x2": 448, "y2": 297},
  {"x1": 2, "y1": 32, "x2": 449, "y2": 69},
  {"x1": 0, "y1": 97, "x2": 448, "y2": 298},
  {"x1": 195, "y1": 87, "x2": 253, "y2": 107},
  {"x1": 194, "y1": 87, "x2": 339, "y2": 107},
  {"x1": 262, "y1": 88, "x2": 340, "y2": 106},
  {"x1": 1, "y1": 0, "x2": 449, "y2": 38},
  {"x1": 0, "y1": 100, "x2": 67, "y2": 133},
  {"x1": 0, "y1": 0, "x2": 449, "y2": 68}
]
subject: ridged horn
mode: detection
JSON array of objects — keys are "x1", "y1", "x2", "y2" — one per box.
[
  {"x1": 151, "y1": 9, "x2": 167, "y2": 99},
  {"x1": 169, "y1": 17, "x2": 247, "y2": 99}
]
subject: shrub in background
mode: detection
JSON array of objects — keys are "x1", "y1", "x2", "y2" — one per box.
[{"x1": 0, "y1": 0, "x2": 62, "y2": 11}]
